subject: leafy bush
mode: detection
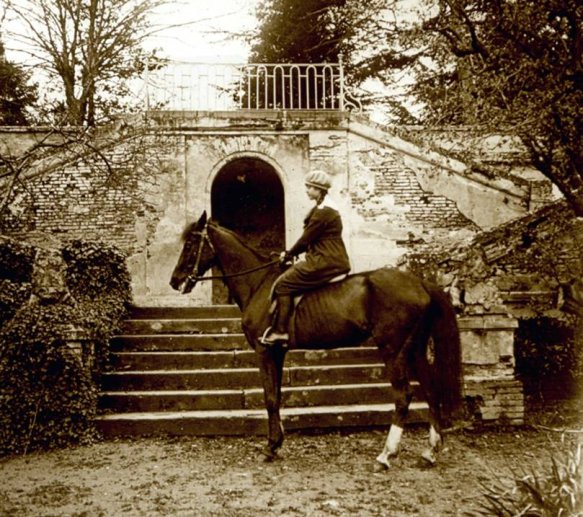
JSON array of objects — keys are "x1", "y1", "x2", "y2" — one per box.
[
  {"x1": 515, "y1": 317, "x2": 578, "y2": 406},
  {"x1": 0, "y1": 239, "x2": 35, "y2": 327},
  {"x1": 0, "y1": 237, "x2": 132, "y2": 455},
  {"x1": 478, "y1": 441, "x2": 583, "y2": 516},
  {"x1": 62, "y1": 239, "x2": 132, "y2": 370},
  {"x1": 0, "y1": 302, "x2": 97, "y2": 455}
]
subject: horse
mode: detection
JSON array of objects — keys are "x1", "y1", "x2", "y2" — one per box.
[{"x1": 170, "y1": 211, "x2": 464, "y2": 467}]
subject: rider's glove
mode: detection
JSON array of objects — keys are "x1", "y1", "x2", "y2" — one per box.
[{"x1": 279, "y1": 251, "x2": 292, "y2": 265}]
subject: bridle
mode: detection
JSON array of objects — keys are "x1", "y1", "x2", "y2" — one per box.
[{"x1": 184, "y1": 222, "x2": 281, "y2": 285}]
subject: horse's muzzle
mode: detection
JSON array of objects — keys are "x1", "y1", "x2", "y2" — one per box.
[
  {"x1": 180, "y1": 276, "x2": 197, "y2": 294},
  {"x1": 170, "y1": 275, "x2": 195, "y2": 294}
]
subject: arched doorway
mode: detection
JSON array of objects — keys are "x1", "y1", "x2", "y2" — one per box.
[{"x1": 211, "y1": 157, "x2": 285, "y2": 303}]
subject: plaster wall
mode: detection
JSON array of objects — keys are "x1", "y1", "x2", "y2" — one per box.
[
  {"x1": 2, "y1": 113, "x2": 548, "y2": 309},
  {"x1": 130, "y1": 131, "x2": 312, "y2": 306}
]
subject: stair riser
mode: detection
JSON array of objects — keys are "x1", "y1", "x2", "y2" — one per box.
[
  {"x1": 99, "y1": 384, "x2": 424, "y2": 412},
  {"x1": 100, "y1": 392, "x2": 245, "y2": 412},
  {"x1": 110, "y1": 348, "x2": 383, "y2": 370},
  {"x1": 96, "y1": 407, "x2": 428, "y2": 438},
  {"x1": 122, "y1": 319, "x2": 242, "y2": 334},
  {"x1": 129, "y1": 306, "x2": 241, "y2": 319},
  {"x1": 102, "y1": 366, "x2": 388, "y2": 391},
  {"x1": 111, "y1": 334, "x2": 248, "y2": 352}
]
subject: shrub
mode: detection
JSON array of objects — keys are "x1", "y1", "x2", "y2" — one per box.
[
  {"x1": 515, "y1": 317, "x2": 578, "y2": 407},
  {"x1": 478, "y1": 441, "x2": 583, "y2": 516},
  {"x1": 0, "y1": 237, "x2": 132, "y2": 455},
  {"x1": 0, "y1": 302, "x2": 97, "y2": 455},
  {"x1": 0, "y1": 239, "x2": 35, "y2": 327},
  {"x1": 62, "y1": 239, "x2": 132, "y2": 371}
]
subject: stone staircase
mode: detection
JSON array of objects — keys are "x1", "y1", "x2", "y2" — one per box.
[{"x1": 95, "y1": 305, "x2": 428, "y2": 437}]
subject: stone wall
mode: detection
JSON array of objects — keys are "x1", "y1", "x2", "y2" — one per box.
[{"x1": 460, "y1": 314, "x2": 524, "y2": 424}]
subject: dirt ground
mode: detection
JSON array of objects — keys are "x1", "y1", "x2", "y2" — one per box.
[{"x1": 1, "y1": 421, "x2": 581, "y2": 517}]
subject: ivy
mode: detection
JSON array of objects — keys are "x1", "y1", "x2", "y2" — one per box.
[
  {"x1": 0, "y1": 303, "x2": 97, "y2": 455},
  {"x1": 515, "y1": 317, "x2": 578, "y2": 405},
  {"x1": 0, "y1": 237, "x2": 131, "y2": 456}
]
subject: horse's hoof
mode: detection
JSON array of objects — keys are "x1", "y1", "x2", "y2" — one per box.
[
  {"x1": 419, "y1": 449, "x2": 437, "y2": 468},
  {"x1": 373, "y1": 461, "x2": 389, "y2": 472},
  {"x1": 374, "y1": 454, "x2": 391, "y2": 471},
  {"x1": 260, "y1": 447, "x2": 278, "y2": 463}
]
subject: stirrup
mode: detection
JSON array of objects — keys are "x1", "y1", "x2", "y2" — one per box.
[{"x1": 261, "y1": 326, "x2": 289, "y2": 346}]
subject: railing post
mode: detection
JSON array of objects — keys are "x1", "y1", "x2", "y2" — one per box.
[{"x1": 339, "y1": 55, "x2": 345, "y2": 112}]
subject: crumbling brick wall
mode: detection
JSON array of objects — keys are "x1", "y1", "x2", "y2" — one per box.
[{"x1": 2, "y1": 133, "x2": 182, "y2": 255}]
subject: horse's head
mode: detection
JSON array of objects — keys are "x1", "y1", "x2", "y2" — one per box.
[{"x1": 170, "y1": 211, "x2": 217, "y2": 294}]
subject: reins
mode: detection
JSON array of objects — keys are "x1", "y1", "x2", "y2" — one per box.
[{"x1": 186, "y1": 224, "x2": 280, "y2": 283}]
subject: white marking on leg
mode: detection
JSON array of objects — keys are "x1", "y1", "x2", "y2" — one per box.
[
  {"x1": 429, "y1": 425, "x2": 442, "y2": 450},
  {"x1": 421, "y1": 425, "x2": 442, "y2": 465},
  {"x1": 376, "y1": 425, "x2": 403, "y2": 468}
]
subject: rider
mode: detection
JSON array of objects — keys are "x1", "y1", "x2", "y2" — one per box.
[{"x1": 262, "y1": 170, "x2": 351, "y2": 345}]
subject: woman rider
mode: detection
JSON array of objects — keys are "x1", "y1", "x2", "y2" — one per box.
[{"x1": 262, "y1": 170, "x2": 351, "y2": 345}]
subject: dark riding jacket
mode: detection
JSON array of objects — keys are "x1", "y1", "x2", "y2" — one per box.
[{"x1": 275, "y1": 199, "x2": 351, "y2": 296}]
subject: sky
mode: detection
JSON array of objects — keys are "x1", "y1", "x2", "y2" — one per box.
[
  {"x1": 3, "y1": 0, "x2": 260, "y2": 64},
  {"x1": 144, "y1": 0, "x2": 259, "y2": 63}
]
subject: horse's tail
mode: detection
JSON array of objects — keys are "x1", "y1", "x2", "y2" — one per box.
[{"x1": 427, "y1": 284, "x2": 464, "y2": 428}]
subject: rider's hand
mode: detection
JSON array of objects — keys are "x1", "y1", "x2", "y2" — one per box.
[{"x1": 279, "y1": 251, "x2": 292, "y2": 265}]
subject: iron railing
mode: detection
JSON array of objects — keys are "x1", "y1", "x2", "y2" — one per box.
[{"x1": 143, "y1": 60, "x2": 361, "y2": 113}]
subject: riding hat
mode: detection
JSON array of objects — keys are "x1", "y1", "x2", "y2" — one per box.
[{"x1": 305, "y1": 170, "x2": 332, "y2": 191}]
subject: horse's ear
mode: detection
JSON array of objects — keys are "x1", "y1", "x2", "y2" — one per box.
[{"x1": 197, "y1": 211, "x2": 207, "y2": 227}]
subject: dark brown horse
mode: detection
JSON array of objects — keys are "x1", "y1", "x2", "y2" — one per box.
[{"x1": 170, "y1": 211, "x2": 464, "y2": 467}]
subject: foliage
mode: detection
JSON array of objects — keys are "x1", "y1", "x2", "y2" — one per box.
[
  {"x1": 515, "y1": 317, "x2": 578, "y2": 404},
  {"x1": 250, "y1": 0, "x2": 353, "y2": 63},
  {"x1": 0, "y1": 238, "x2": 35, "y2": 326},
  {"x1": 62, "y1": 239, "x2": 132, "y2": 370},
  {"x1": 408, "y1": 0, "x2": 583, "y2": 216},
  {"x1": 8, "y1": 0, "x2": 166, "y2": 125},
  {"x1": 0, "y1": 39, "x2": 37, "y2": 125},
  {"x1": 0, "y1": 237, "x2": 131, "y2": 456},
  {"x1": 0, "y1": 279, "x2": 31, "y2": 327},
  {"x1": 248, "y1": 0, "x2": 412, "y2": 116},
  {"x1": 250, "y1": 0, "x2": 583, "y2": 216},
  {"x1": 0, "y1": 302, "x2": 98, "y2": 455},
  {"x1": 478, "y1": 441, "x2": 583, "y2": 516}
]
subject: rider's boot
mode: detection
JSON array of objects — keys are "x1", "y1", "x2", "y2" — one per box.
[{"x1": 262, "y1": 295, "x2": 292, "y2": 345}]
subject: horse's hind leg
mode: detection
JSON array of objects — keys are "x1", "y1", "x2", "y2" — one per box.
[
  {"x1": 414, "y1": 345, "x2": 443, "y2": 466},
  {"x1": 375, "y1": 350, "x2": 413, "y2": 469},
  {"x1": 257, "y1": 344, "x2": 286, "y2": 461}
]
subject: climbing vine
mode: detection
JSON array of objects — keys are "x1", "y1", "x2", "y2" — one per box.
[{"x1": 0, "y1": 238, "x2": 131, "y2": 456}]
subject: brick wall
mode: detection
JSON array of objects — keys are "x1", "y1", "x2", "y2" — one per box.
[
  {"x1": 2, "y1": 134, "x2": 182, "y2": 254},
  {"x1": 348, "y1": 146, "x2": 477, "y2": 237},
  {"x1": 372, "y1": 165, "x2": 472, "y2": 228}
]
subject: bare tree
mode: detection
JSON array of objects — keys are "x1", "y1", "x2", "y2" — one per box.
[{"x1": 8, "y1": 0, "x2": 165, "y2": 126}]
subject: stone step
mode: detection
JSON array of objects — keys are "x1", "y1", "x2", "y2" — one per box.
[
  {"x1": 128, "y1": 305, "x2": 241, "y2": 320},
  {"x1": 121, "y1": 318, "x2": 243, "y2": 335},
  {"x1": 110, "y1": 333, "x2": 249, "y2": 351},
  {"x1": 99, "y1": 383, "x2": 424, "y2": 413},
  {"x1": 100, "y1": 306, "x2": 431, "y2": 437},
  {"x1": 109, "y1": 347, "x2": 383, "y2": 370},
  {"x1": 95, "y1": 402, "x2": 429, "y2": 437},
  {"x1": 101, "y1": 364, "x2": 388, "y2": 391}
]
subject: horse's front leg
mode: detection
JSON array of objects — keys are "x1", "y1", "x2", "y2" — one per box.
[{"x1": 256, "y1": 343, "x2": 286, "y2": 461}]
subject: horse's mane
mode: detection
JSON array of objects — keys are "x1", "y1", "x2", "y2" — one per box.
[{"x1": 208, "y1": 220, "x2": 272, "y2": 262}]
